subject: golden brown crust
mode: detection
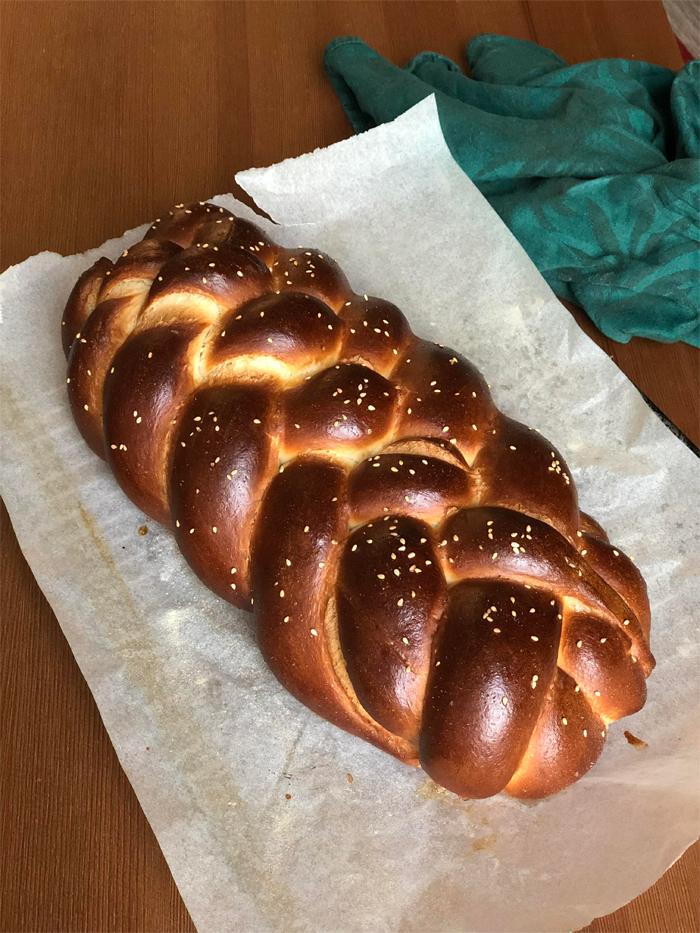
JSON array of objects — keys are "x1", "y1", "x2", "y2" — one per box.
[
  {"x1": 63, "y1": 201, "x2": 655, "y2": 799},
  {"x1": 170, "y1": 384, "x2": 279, "y2": 608},
  {"x1": 505, "y1": 668, "x2": 607, "y2": 798},
  {"x1": 337, "y1": 515, "x2": 446, "y2": 743},
  {"x1": 251, "y1": 458, "x2": 417, "y2": 763},
  {"x1": 348, "y1": 453, "x2": 474, "y2": 525},
  {"x1": 392, "y1": 340, "x2": 496, "y2": 463},
  {"x1": 62, "y1": 256, "x2": 113, "y2": 358},
  {"x1": 103, "y1": 322, "x2": 207, "y2": 525},
  {"x1": 473, "y1": 415, "x2": 580, "y2": 542},
  {"x1": 421, "y1": 582, "x2": 562, "y2": 798}
]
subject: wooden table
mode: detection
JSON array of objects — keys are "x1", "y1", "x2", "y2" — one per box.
[{"x1": 1, "y1": 2, "x2": 698, "y2": 931}]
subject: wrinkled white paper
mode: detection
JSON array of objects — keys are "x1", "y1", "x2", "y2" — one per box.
[{"x1": 1, "y1": 97, "x2": 698, "y2": 933}]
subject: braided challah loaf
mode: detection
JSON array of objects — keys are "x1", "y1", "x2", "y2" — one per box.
[{"x1": 63, "y1": 201, "x2": 654, "y2": 799}]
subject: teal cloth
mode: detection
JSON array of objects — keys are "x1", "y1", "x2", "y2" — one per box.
[{"x1": 324, "y1": 35, "x2": 700, "y2": 346}]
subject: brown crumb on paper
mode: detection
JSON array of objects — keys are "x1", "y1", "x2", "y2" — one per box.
[
  {"x1": 415, "y1": 778, "x2": 448, "y2": 800},
  {"x1": 471, "y1": 834, "x2": 497, "y2": 853},
  {"x1": 138, "y1": 525, "x2": 148, "y2": 536},
  {"x1": 624, "y1": 730, "x2": 649, "y2": 749},
  {"x1": 285, "y1": 793, "x2": 291, "y2": 800},
  {"x1": 347, "y1": 773, "x2": 353, "y2": 783}
]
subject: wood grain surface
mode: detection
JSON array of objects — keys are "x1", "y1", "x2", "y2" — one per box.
[{"x1": 1, "y1": 2, "x2": 698, "y2": 931}]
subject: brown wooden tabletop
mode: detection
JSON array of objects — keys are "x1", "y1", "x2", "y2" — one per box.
[{"x1": 1, "y1": 2, "x2": 698, "y2": 931}]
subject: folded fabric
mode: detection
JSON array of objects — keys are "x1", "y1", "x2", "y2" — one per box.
[{"x1": 324, "y1": 35, "x2": 699, "y2": 347}]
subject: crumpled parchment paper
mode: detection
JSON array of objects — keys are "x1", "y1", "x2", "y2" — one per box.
[{"x1": 1, "y1": 96, "x2": 698, "y2": 933}]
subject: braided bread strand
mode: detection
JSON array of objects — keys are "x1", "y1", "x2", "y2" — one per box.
[{"x1": 63, "y1": 202, "x2": 654, "y2": 799}]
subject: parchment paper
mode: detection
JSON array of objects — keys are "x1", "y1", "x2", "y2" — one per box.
[{"x1": 1, "y1": 96, "x2": 698, "y2": 933}]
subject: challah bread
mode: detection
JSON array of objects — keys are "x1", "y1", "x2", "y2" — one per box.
[{"x1": 63, "y1": 201, "x2": 654, "y2": 799}]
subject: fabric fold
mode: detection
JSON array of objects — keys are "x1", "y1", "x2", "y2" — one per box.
[{"x1": 324, "y1": 35, "x2": 699, "y2": 346}]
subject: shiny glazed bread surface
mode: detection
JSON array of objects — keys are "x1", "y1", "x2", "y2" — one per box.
[{"x1": 63, "y1": 202, "x2": 654, "y2": 799}]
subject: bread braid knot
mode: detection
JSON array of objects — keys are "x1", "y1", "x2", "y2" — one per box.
[{"x1": 63, "y1": 202, "x2": 654, "y2": 799}]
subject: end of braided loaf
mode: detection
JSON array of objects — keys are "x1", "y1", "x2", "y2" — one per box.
[{"x1": 63, "y1": 202, "x2": 654, "y2": 799}]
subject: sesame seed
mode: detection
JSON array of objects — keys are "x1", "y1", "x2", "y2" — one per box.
[
  {"x1": 493, "y1": 627, "x2": 501, "y2": 634},
  {"x1": 310, "y1": 628, "x2": 318, "y2": 636},
  {"x1": 562, "y1": 718, "x2": 568, "y2": 725},
  {"x1": 577, "y1": 640, "x2": 583, "y2": 647},
  {"x1": 531, "y1": 635, "x2": 539, "y2": 642},
  {"x1": 594, "y1": 691, "x2": 601, "y2": 696},
  {"x1": 397, "y1": 598, "x2": 404, "y2": 607},
  {"x1": 279, "y1": 590, "x2": 285, "y2": 598},
  {"x1": 502, "y1": 697, "x2": 508, "y2": 706}
]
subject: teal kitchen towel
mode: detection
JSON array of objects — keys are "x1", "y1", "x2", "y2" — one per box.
[{"x1": 324, "y1": 35, "x2": 699, "y2": 346}]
